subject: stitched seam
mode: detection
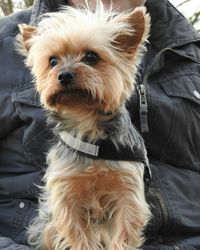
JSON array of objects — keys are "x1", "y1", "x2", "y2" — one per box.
[
  {"x1": 0, "y1": 31, "x2": 18, "y2": 41},
  {"x1": 157, "y1": 72, "x2": 200, "y2": 85}
]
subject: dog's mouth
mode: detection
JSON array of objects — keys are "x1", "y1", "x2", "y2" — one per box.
[{"x1": 48, "y1": 88, "x2": 97, "y2": 107}]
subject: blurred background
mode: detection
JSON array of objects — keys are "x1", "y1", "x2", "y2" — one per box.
[{"x1": 0, "y1": 0, "x2": 200, "y2": 31}]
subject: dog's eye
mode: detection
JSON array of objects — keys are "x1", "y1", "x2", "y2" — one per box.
[
  {"x1": 49, "y1": 57, "x2": 58, "y2": 67},
  {"x1": 83, "y1": 51, "x2": 100, "y2": 65}
]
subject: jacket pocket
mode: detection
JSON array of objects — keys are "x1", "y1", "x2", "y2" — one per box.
[
  {"x1": 158, "y1": 69, "x2": 200, "y2": 172},
  {"x1": 12, "y1": 87, "x2": 53, "y2": 170}
]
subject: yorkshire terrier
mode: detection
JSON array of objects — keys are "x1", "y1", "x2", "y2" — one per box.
[{"x1": 17, "y1": 2, "x2": 151, "y2": 249}]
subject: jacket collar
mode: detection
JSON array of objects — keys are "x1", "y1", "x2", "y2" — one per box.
[
  {"x1": 146, "y1": 0, "x2": 200, "y2": 50},
  {"x1": 30, "y1": 0, "x2": 50, "y2": 24}
]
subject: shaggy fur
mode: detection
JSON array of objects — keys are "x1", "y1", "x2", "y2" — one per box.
[{"x1": 17, "y1": 2, "x2": 151, "y2": 249}]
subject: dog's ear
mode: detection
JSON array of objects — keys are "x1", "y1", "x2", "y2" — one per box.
[
  {"x1": 113, "y1": 7, "x2": 150, "y2": 60},
  {"x1": 17, "y1": 24, "x2": 37, "y2": 53}
]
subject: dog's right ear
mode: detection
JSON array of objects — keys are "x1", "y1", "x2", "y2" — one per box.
[{"x1": 17, "y1": 24, "x2": 37, "y2": 54}]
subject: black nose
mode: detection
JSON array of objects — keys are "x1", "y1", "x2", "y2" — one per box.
[{"x1": 58, "y1": 72, "x2": 75, "y2": 86}]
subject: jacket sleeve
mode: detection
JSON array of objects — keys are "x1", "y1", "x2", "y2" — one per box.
[{"x1": 0, "y1": 236, "x2": 30, "y2": 250}]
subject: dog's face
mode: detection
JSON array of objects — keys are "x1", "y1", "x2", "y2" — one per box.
[{"x1": 17, "y1": 5, "x2": 150, "y2": 114}]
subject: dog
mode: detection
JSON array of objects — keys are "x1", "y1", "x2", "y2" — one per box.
[{"x1": 17, "y1": 2, "x2": 151, "y2": 249}]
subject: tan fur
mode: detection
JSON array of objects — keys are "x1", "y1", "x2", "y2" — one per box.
[
  {"x1": 43, "y1": 161, "x2": 149, "y2": 250},
  {"x1": 17, "y1": 3, "x2": 151, "y2": 249}
]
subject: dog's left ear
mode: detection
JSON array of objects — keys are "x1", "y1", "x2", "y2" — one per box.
[
  {"x1": 17, "y1": 24, "x2": 37, "y2": 54},
  {"x1": 113, "y1": 7, "x2": 150, "y2": 60}
]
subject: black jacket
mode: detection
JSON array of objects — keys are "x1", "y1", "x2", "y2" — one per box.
[{"x1": 0, "y1": 0, "x2": 200, "y2": 249}]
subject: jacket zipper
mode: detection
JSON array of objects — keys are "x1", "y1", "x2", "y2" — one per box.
[
  {"x1": 137, "y1": 84, "x2": 149, "y2": 133},
  {"x1": 155, "y1": 189, "x2": 183, "y2": 250},
  {"x1": 154, "y1": 189, "x2": 169, "y2": 226}
]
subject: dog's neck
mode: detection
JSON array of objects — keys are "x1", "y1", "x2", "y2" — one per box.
[
  {"x1": 52, "y1": 105, "x2": 147, "y2": 162},
  {"x1": 49, "y1": 106, "x2": 128, "y2": 142}
]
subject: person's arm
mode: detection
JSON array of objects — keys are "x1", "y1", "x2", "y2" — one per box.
[
  {"x1": 0, "y1": 236, "x2": 30, "y2": 250},
  {"x1": 0, "y1": 11, "x2": 34, "y2": 250}
]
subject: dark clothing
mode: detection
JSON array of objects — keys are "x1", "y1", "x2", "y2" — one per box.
[{"x1": 0, "y1": 0, "x2": 200, "y2": 249}]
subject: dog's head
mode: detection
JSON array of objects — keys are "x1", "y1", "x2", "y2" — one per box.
[{"x1": 17, "y1": 3, "x2": 150, "y2": 115}]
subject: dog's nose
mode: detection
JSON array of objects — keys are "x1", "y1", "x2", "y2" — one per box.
[{"x1": 58, "y1": 72, "x2": 75, "y2": 86}]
